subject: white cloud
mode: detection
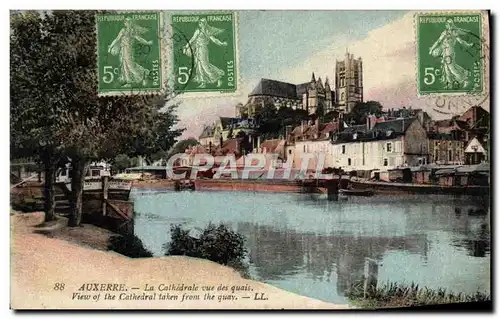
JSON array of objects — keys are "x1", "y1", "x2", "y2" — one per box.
[
  {"x1": 281, "y1": 12, "x2": 416, "y2": 98},
  {"x1": 177, "y1": 11, "x2": 490, "y2": 139}
]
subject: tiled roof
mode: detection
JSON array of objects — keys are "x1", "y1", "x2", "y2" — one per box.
[
  {"x1": 249, "y1": 78, "x2": 298, "y2": 99},
  {"x1": 319, "y1": 122, "x2": 339, "y2": 139},
  {"x1": 219, "y1": 117, "x2": 239, "y2": 130},
  {"x1": 453, "y1": 120, "x2": 468, "y2": 130},
  {"x1": 199, "y1": 125, "x2": 214, "y2": 139},
  {"x1": 372, "y1": 117, "x2": 415, "y2": 133},
  {"x1": 291, "y1": 126, "x2": 303, "y2": 136},
  {"x1": 428, "y1": 132, "x2": 460, "y2": 140},
  {"x1": 433, "y1": 119, "x2": 454, "y2": 127},
  {"x1": 290, "y1": 124, "x2": 313, "y2": 137},
  {"x1": 260, "y1": 139, "x2": 281, "y2": 152},
  {"x1": 343, "y1": 124, "x2": 369, "y2": 133},
  {"x1": 332, "y1": 118, "x2": 416, "y2": 144},
  {"x1": 220, "y1": 138, "x2": 240, "y2": 155},
  {"x1": 187, "y1": 145, "x2": 208, "y2": 155},
  {"x1": 295, "y1": 82, "x2": 310, "y2": 96}
]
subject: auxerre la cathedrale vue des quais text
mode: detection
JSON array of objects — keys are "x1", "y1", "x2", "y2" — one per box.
[{"x1": 10, "y1": 10, "x2": 492, "y2": 310}]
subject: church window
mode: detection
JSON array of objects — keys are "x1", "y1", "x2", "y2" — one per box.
[
  {"x1": 342, "y1": 145, "x2": 346, "y2": 154},
  {"x1": 383, "y1": 158, "x2": 388, "y2": 166},
  {"x1": 348, "y1": 158, "x2": 351, "y2": 166}
]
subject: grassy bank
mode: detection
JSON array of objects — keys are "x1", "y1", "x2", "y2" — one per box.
[{"x1": 347, "y1": 281, "x2": 490, "y2": 309}]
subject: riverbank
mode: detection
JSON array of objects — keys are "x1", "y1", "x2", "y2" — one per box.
[{"x1": 10, "y1": 212, "x2": 350, "y2": 310}]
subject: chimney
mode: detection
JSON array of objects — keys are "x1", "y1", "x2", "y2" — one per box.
[
  {"x1": 366, "y1": 114, "x2": 377, "y2": 130},
  {"x1": 301, "y1": 120, "x2": 308, "y2": 134},
  {"x1": 285, "y1": 125, "x2": 293, "y2": 141},
  {"x1": 314, "y1": 117, "x2": 319, "y2": 139}
]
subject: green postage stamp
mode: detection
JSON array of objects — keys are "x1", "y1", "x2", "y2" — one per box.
[
  {"x1": 416, "y1": 12, "x2": 484, "y2": 95},
  {"x1": 170, "y1": 12, "x2": 238, "y2": 94},
  {"x1": 96, "y1": 12, "x2": 163, "y2": 96}
]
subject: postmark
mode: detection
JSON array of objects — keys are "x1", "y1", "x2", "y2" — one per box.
[
  {"x1": 170, "y1": 12, "x2": 239, "y2": 95},
  {"x1": 415, "y1": 12, "x2": 485, "y2": 95},
  {"x1": 96, "y1": 12, "x2": 164, "y2": 96}
]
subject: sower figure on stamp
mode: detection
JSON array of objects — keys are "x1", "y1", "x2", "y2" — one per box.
[
  {"x1": 429, "y1": 19, "x2": 474, "y2": 90},
  {"x1": 183, "y1": 18, "x2": 227, "y2": 88},
  {"x1": 108, "y1": 17, "x2": 153, "y2": 88}
]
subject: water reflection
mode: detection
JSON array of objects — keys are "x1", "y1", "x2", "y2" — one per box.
[
  {"x1": 133, "y1": 191, "x2": 491, "y2": 303},
  {"x1": 237, "y1": 222, "x2": 428, "y2": 296}
]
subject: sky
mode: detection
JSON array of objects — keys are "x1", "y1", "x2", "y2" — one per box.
[{"x1": 172, "y1": 10, "x2": 490, "y2": 139}]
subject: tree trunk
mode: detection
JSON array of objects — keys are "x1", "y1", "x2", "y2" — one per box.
[
  {"x1": 68, "y1": 157, "x2": 89, "y2": 227},
  {"x1": 43, "y1": 162, "x2": 57, "y2": 222}
]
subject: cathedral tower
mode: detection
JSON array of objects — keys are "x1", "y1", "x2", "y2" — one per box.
[{"x1": 335, "y1": 50, "x2": 363, "y2": 113}]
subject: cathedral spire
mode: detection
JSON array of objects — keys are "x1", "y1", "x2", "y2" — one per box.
[
  {"x1": 325, "y1": 77, "x2": 331, "y2": 90},
  {"x1": 311, "y1": 72, "x2": 316, "y2": 82},
  {"x1": 317, "y1": 77, "x2": 324, "y2": 90}
]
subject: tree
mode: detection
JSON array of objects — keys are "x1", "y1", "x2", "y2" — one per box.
[
  {"x1": 235, "y1": 131, "x2": 253, "y2": 155},
  {"x1": 324, "y1": 110, "x2": 341, "y2": 123},
  {"x1": 112, "y1": 154, "x2": 134, "y2": 173},
  {"x1": 10, "y1": 11, "x2": 183, "y2": 226},
  {"x1": 345, "y1": 100, "x2": 383, "y2": 125},
  {"x1": 165, "y1": 138, "x2": 199, "y2": 160},
  {"x1": 255, "y1": 105, "x2": 311, "y2": 140},
  {"x1": 10, "y1": 11, "x2": 70, "y2": 222}
]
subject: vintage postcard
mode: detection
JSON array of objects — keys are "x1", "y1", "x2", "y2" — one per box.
[{"x1": 10, "y1": 10, "x2": 491, "y2": 311}]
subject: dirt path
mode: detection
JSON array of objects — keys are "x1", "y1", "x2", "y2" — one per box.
[{"x1": 10, "y1": 212, "x2": 351, "y2": 310}]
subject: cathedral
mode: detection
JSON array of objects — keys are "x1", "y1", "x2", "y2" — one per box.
[{"x1": 237, "y1": 51, "x2": 364, "y2": 117}]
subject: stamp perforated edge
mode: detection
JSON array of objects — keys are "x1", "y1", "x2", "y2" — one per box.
[
  {"x1": 165, "y1": 11, "x2": 242, "y2": 99},
  {"x1": 96, "y1": 10, "x2": 167, "y2": 97},
  {"x1": 413, "y1": 10, "x2": 490, "y2": 99}
]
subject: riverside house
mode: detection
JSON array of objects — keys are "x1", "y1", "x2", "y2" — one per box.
[
  {"x1": 330, "y1": 117, "x2": 429, "y2": 171},
  {"x1": 286, "y1": 119, "x2": 340, "y2": 170}
]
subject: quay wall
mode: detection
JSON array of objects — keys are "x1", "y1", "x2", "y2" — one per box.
[
  {"x1": 132, "y1": 179, "x2": 327, "y2": 194},
  {"x1": 194, "y1": 179, "x2": 309, "y2": 193},
  {"x1": 132, "y1": 180, "x2": 177, "y2": 190}
]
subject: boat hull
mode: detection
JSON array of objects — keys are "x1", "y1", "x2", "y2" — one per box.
[
  {"x1": 339, "y1": 189, "x2": 374, "y2": 197},
  {"x1": 350, "y1": 180, "x2": 489, "y2": 196}
]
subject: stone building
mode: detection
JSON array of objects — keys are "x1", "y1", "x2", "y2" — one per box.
[
  {"x1": 199, "y1": 116, "x2": 258, "y2": 150},
  {"x1": 330, "y1": 117, "x2": 429, "y2": 171},
  {"x1": 239, "y1": 73, "x2": 335, "y2": 117},
  {"x1": 199, "y1": 124, "x2": 216, "y2": 148},
  {"x1": 428, "y1": 133, "x2": 465, "y2": 165},
  {"x1": 285, "y1": 119, "x2": 340, "y2": 170},
  {"x1": 335, "y1": 51, "x2": 363, "y2": 113},
  {"x1": 465, "y1": 137, "x2": 487, "y2": 165}
]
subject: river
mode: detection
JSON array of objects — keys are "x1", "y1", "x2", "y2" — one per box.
[{"x1": 130, "y1": 190, "x2": 490, "y2": 305}]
